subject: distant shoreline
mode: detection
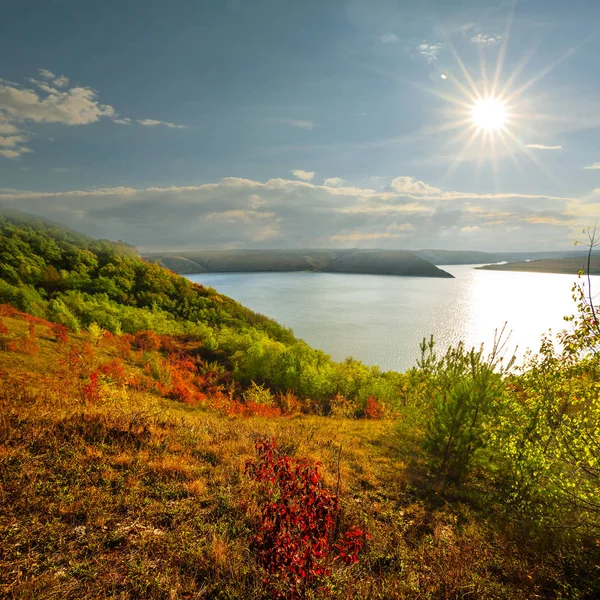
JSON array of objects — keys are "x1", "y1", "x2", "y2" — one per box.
[{"x1": 477, "y1": 256, "x2": 600, "y2": 275}]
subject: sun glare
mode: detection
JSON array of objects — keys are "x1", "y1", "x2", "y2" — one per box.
[{"x1": 471, "y1": 97, "x2": 507, "y2": 132}]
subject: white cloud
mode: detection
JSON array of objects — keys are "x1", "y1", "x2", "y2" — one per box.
[
  {"x1": 291, "y1": 169, "x2": 315, "y2": 181},
  {"x1": 584, "y1": 163, "x2": 600, "y2": 170},
  {"x1": 470, "y1": 33, "x2": 504, "y2": 46},
  {"x1": 38, "y1": 69, "x2": 55, "y2": 80},
  {"x1": 54, "y1": 75, "x2": 69, "y2": 87},
  {"x1": 324, "y1": 177, "x2": 344, "y2": 186},
  {"x1": 526, "y1": 144, "x2": 563, "y2": 150},
  {"x1": 137, "y1": 118, "x2": 187, "y2": 129},
  {"x1": 380, "y1": 33, "x2": 399, "y2": 44},
  {"x1": 0, "y1": 122, "x2": 19, "y2": 134},
  {"x1": 0, "y1": 81, "x2": 115, "y2": 125},
  {"x1": 417, "y1": 42, "x2": 442, "y2": 64},
  {"x1": 0, "y1": 135, "x2": 28, "y2": 148},
  {"x1": 0, "y1": 69, "x2": 189, "y2": 159},
  {"x1": 279, "y1": 118, "x2": 314, "y2": 130},
  {"x1": 390, "y1": 176, "x2": 440, "y2": 195},
  {"x1": 0, "y1": 148, "x2": 24, "y2": 159},
  {"x1": 330, "y1": 231, "x2": 407, "y2": 242},
  {"x1": 0, "y1": 134, "x2": 31, "y2": 158},
  {"x1": 389, "y1": 223, "x2": 414, "y2": 231}
]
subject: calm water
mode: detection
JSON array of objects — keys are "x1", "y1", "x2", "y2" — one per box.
[{"x1": 187, "y1": 266, "x2": 597, "y2": 372}]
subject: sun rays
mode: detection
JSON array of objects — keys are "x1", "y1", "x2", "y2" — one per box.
[{"x1": 419, "y1": 3, "x2": 585, "y2": 186}]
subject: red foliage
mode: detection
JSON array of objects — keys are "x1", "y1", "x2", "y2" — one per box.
[
  {"x1": 56, "y1": 341, "x2": 99, "y2": 401},
  {"x1": 14, "y1": 321, "x2": 40, "y2": 355},
  {"x1": 81, "y1": 371, "x2": 101, "y2": 403},
  {"x1": 52, "y1": 324, "x2": 69, "y2": 344},
  {"x1": 275, "y1": 390, "x2": 302, "y2": 415},
  {"x1": 0, "y1": 304, "x2": 17, "y2": 317},
  {"x1": 362, "y1": 397, "x2": 384, "y2": 419},
  {"x1": 98, "y1": 359, "x2": 127, "y2": 386},
  {"x1": 224, "y1": 401, "x2": 283, "y2": 418},
  {"x1": 245, "y1": 439, "x2": 369, "y2": 598},
  {"x1": 134, "y1": 330, "x2": 162, "y2": 351},
  {"x1": 335, "y1": 526, "x2": 370, "y2": 565}
]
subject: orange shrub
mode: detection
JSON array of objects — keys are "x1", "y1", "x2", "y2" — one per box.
[
  {"x1": 362, "y1": 397, "x2": 384, "y2": 419},
  {"x1": 134, "y1": 330, "x2": 162, "y2": 351}
]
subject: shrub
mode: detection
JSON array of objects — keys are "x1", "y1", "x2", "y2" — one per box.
[
  {"x1": 245, "y1": 439, "x2": 369, "y2": 599},
  {"x1": 362, "y1": 396, "x2": 384, "y2": 419},
  {"x1": 88, "y1": 322, "x2": 105, "y2": 346},
  {"x1": 243, "y1": 381, "x2": 274, "y2": 406},
  {"x1": 418, "y1": 330, "x2": 515, "y2": 482},
  {"x1": 48, "y1": 298, "x2": 80, "y2": 332}
]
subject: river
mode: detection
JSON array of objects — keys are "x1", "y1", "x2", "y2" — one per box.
[{"x1": 186, "y1": 266, "x2": 598, "y2": 372}]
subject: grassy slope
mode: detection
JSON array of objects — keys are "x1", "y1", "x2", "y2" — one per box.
[
  {"x1": 1, "y1": 316, "x2": 592, "y2": 600},
  {"x1": 478, "y1": 255, "x2": 600, "y2": 275}
]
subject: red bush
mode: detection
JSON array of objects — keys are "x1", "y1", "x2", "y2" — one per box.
[
  {"x1": 134, "y1": 330, "x2": 162, "y2": 351},
  {"x1": 362, "y1": 397, "x2": 384, "y2": 419},
  {"x1": 98, "y1": 359, "x2": 127, "y2": 386},
  {"x1": 0, "y1": 304, "x2": 17, "y2": 317},
  {"x1": 52, "y1": 324, "x2": 69, "y2": 344},
  {"x1": 81, "y1": 371, "x2": 101, "y2": 403},
  {"x1": 245, "y1": 439, "x2": 369, "y2": 598}
]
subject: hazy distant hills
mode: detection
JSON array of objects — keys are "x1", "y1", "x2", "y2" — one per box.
[
  {"x1": 144, "y1": 249, "x2": 454, "y2": 278},
  {"x1": 414, "y1": 249, "x2": 499, "y2": 264},
  {"x1": 478, "y1": 255, "x2": 600, "y2": 275},
  {"x1": 143, "y1": 248, "x2": 599, "y2": 278},
  {"x1": 415, "y1": 249, "x2": 591, "y2": 265}
]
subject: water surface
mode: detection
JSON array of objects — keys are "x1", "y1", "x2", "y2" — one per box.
[{"x1": 187, "y1": 266, "x2": 596, "y2": 372}]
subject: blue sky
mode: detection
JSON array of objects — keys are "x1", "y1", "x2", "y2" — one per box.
[{"x1": 1, "y1": 0, "x2": 600, "y2": 251}]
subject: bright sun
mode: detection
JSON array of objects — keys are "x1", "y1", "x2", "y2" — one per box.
[{"x1": 471, "y1": 97, "x2": 508, "y2": 132}]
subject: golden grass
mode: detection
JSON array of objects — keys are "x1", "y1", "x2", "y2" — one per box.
[{"x1": 1, "y1": 316, "x2": 597, "y2": 599}]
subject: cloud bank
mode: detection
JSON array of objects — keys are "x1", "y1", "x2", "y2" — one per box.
[{"x1": 0, "y1": 175, "x2": 584, "y2": 252}]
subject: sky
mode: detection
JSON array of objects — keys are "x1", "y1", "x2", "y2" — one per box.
[{"x1": 1, "y1": 0, "x2": 600, "y2": 251}]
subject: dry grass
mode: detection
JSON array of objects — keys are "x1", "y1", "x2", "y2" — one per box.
[{"x1": 0, "y1": 316, "x2": 597, "y2": 599}]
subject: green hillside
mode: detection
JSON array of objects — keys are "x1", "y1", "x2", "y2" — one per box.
[{"x1": 0, "y1": 208, "x2": 408, "y2": 410}]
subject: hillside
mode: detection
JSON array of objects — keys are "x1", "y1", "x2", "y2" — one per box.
[
  {"x1": 415, "y1": 249, "x2": 592, "y2": 265},
  {"x1": 415, "y1": 249, "x2": 498, "y2": 264},
  {"x1": 0, "y1": 208, "x2": 408, "y2": 410},
  {"x1": 1, "y1": 209, "x2": 599, "y2": 598},
  {"x1": 144, "y1": 249, "x2": 453, "y2": 278},
  {"x1": 2, "y1": 309, "x2": 599, "y2": 599},
  {"x1": 320, "y1": 250, "x2": 452, "y2": 277},
  {"x1": 478, "y1": 255, "x2": 600, "y2": 275}
]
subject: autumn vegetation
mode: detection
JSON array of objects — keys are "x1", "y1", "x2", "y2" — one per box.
[{"x1": 0, "y1": 209, "x2": 599, "y2": 598}]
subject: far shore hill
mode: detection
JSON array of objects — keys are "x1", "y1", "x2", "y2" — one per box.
[
  {"x1": 477, "y1": 255, "x2": 600, "y2": 275},
  {"x1": 143, "y1": 249, "x2": 454, "y2": 278}
]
